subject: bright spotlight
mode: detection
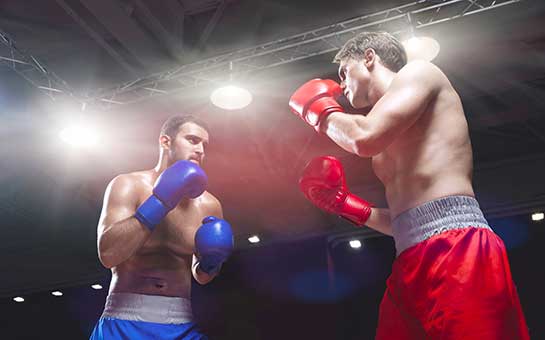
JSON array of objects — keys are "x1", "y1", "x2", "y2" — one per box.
[
  {"x1": 51, "y1": 291, "x2": 63, "y2": 297},
  {"x1": 13, "y1": 297, "x2": 25, "y2": 303},
  {"x1": 349, "y1": 239, "x2": 362, "y2": 249},
  {"x1": 91, "y1": 284, "x2": 103, "y2": 290},
  {"x1": 210, "y1": 85, "x2": 252, "y2": 110},
  {"x1": 531, "y1": 212, "x2": 544, "y2": 222},
  {"x1": 59, "y1": 125, "x2": 99, "y2": 147},
  {"x1": 248, "y1": 235, "x2": 261, "y2": 244},
  {"x1": 402, "y1": 36, "x2": 440, "y2": 62}
]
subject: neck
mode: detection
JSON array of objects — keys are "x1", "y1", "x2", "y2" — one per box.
[
  {"x1": 368, "y1": 67, "x2": 396, "y2": 105},
  {"x1": 154, "y1": 152, "x2": 170, "y2": 173}
]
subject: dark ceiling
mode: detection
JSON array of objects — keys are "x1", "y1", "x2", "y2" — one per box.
[{"x1": 1, "y1": 0, "x2": 544, "y2": 297}]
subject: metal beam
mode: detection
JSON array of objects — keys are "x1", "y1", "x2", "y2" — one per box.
[
  {"x1": 0, "y1": 27, "x2": 75, "y2": 101},
  {"x1": 198, "y1": 0, "x2": 228, "y2": 50},
  {"x1": 1, "y1": 0, "x2": 525, "y2": 108},
  {"x1": 84, "y1": 0, "x2": 524, "y2": 109},
  {"x1": 55, "y1": 0, "x2": 137, "y2": 74},
  {"x1": 78, "y1": 0, "x2": 165, "y2": 66},
  {"x1": 131, "y1": 0, "x2": 185, "y2": 60}
]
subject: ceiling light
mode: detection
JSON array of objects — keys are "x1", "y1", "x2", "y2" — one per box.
[
  {"x1": 13, "y1": 297, "x2": 25, "y2": 303},
  {"x1": 91, "y1": 284, "x2": 103, "y2": 290},
  {"x1": 531, "y1": 212, "x2": 544, "y2": 221},
  {"x1": 248, "y1": 235, "x2": 260, "y2": 244},
  {"x1": 402, "y1": 36, "x2": 440, "y2": 62},
  {"x1": 51, "y1": 291, "x2": 63, "y2": 297},
  {"x1": 59, "y1": 125, "x2": 99, "y2": 147},
  {"x1": 210, "y1": 85, "x2": 252, "y2": 110},
  {"x1": 349, "y1": 240, "x2": 362, "y2": 249}
]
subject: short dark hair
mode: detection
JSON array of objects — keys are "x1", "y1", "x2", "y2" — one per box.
[
  {"x1": 160, "y1": 115, "x2": 209, "y2": 139},
  {"x1": 333, "y1": 31, "x2": 407, "y2": 72}
]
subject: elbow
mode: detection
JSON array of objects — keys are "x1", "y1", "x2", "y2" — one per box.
[
  {"x1": 192, "y1": 264, "x2": 214, "y2": 285},
  {"x1": 97, "y1": 241, "x2": 116, "y2": 269},
  {"x1": 193, "y1": 276, "x2": 212, "y2": 285},
  {"x1": 353, "y1": 136, "x2": 383, "y2": 158},
  {"x1": 98, "y1": 252, "x2": 115, "y2": 269}
]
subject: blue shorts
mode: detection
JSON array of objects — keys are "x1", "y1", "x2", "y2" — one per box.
[
  {"x1": 90, "y1": 293, "x2": 207, "y2": 340},
  {"x1": 90, "y1": 318, "x2": 207, "y2": 339}
]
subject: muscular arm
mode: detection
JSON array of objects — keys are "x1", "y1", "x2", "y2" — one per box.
[
  {"x1": 192, "y1": 195, "x2": 224, "y2": 285},
  {"x1": 97, "y1": 175, "x2": 151, "y2": 269},
  {"x1": 323, "y1": 61, "x2": 441, "y2": 157}
]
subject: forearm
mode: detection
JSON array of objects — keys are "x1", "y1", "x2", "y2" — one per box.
[
  {"x1": 322, "y1": 112, "x2": 372, "y2": 156},
  {"x1": 98, "y1": 216, "x2": 151, "y2": 268},
  {"x1": 191, "y1": 254, "x2": 217, "y2": 285},
  {"x1": 365, "y1": 207, "x2": 393, "y2": 236}
]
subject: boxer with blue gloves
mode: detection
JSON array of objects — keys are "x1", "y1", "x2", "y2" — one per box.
[{"x1": 91, "y1": 115, "x2": 233, "y2": 340}]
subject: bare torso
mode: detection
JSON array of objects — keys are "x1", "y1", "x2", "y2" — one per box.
[
  {"x1": 371, "y1": 73, "x2": 474, "y2": 218},
  {"x1": 109, "y1": 170, "x2": 219, "y2": 298}
]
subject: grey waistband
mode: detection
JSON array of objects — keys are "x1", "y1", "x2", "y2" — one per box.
[
  {"x1": 101, "y1": 293, "x2": 193, "y2": 324},
  {"x1": 391, "y1": 196, "x2": 491, "y2": 256}
]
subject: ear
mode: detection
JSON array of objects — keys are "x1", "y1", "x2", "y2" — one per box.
[
  {"x1": 159, "y1": 135, "x2": 171, "y2": 150},
  {"x1": 363, "y1": 48, "x2": 377, "y2": 68}
]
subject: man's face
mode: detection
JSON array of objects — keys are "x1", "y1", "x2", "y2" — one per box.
[
  {"x1": 338, "y1": 58, "x2": 371, "y2": 109},
  {"x1": 168, "y1": 122, "x2": 209, "y2": 165}
]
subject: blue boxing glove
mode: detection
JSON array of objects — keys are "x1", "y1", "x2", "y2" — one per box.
[
  {"x1": 195, "y1": 216, "x2": 234, "y2": 275},
  {"x1": 135, "y1": 160, "x2": 208, "y2": 230}
]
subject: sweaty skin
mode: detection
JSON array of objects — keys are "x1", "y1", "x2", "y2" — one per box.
[
  {"x1": 97, "y1": 122, "x2": 222, "y2": 298},
  {"x1": 323, "y1": 56, "x2": 474, "y2": 235}
]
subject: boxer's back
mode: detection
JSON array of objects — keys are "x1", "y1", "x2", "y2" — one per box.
[
  {"x1": 371, "y1": 63, "x2": 475, "y2": 218},
  {"x1": 108, "y1": 170, "x2": 217, "y2": 298}
]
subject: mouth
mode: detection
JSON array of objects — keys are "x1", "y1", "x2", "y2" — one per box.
[{"x1": 188, "y1": 156, "x2": 201, "y2": 164}]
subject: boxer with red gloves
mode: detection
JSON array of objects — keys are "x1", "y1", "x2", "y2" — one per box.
[
  {"x1": 291, "y1": 32, "x2": 529, "y2": 339},
  {"x1": 92, "y1": 115, "x2": 228, "y2": 340}
]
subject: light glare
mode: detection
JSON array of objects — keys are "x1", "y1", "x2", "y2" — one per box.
[
  {"x1": 531, "y1": 212, "x2": 544, "y2": 221},
  {"x1": 349, "y1": 240, "x2": 362, "y2": 249},
  {"x1": 59, "y1": 125, "x2": 99, "y2": 147},
  {"x1": 210, "y1": 85, "x2": 252, "y2": 110},
  {"x1": 402, "y1": 36, "x2": 440, "y2": 62},
  {"x1": 248, "y1": 235, "x2": 260, "y2": 244}
]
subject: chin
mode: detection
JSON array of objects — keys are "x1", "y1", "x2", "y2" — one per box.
[
  {"x1": 350, "y1": 100, "x2": 365, "y2": 109},
  {"x1": 352, "y1": 97, "x2": 372, "y2": 110}
]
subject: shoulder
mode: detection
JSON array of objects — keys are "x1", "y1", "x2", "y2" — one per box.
[
  {"x1": 199, "y1": 191, "x2": 223, "y2": 216},
  {"x1": 106, "y1": 170, "x2": 153, "y2": 198},
  {"x1": 395, "y1": 61, "x2": 448, "y2": 90},
  {"x1": 201, "y1": 191, "x2": 222, "y2": 208}
]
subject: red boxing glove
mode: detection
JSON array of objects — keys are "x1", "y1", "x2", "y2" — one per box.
[
  {"x1": 289, "y1": 78, "x2": 343, "y2": 132},
  {"x1": 299, "y1": 156, "x2": 373, "y2": 225}
]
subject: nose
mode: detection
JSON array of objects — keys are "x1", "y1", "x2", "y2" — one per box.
[{"x1": 195, "y1": 143, "x2": 204, "y2": 155}]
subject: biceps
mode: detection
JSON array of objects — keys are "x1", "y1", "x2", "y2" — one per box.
[
  {"x1": 97, "y1": 191, "x2": 137, "y2": 234},
  {"x1": 368, "y1": 88, "x2": 430, "y2": 141},
  {"x1": 209, "y1": 200, "x2": 223, "y2": 219}
]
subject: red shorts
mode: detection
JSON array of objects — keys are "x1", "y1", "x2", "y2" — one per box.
[{"x1": 376, "y1": 227, "x2": 529, "y2": 340}]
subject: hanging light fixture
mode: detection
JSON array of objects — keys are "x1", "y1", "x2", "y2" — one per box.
[
  {"x1": 401, "y1": 13, "x2": 440, "y2": 62},
  {"x1": 210, "y1": 62, "x2": 253, "y2": 110}
]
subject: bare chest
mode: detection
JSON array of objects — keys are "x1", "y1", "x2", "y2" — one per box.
[
  {"x1": 138, "y1": 200, "x2": 206, "y2": 257},
  {"x1": 371, "y1": 133, "x2": 418, "y2": 184}
]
